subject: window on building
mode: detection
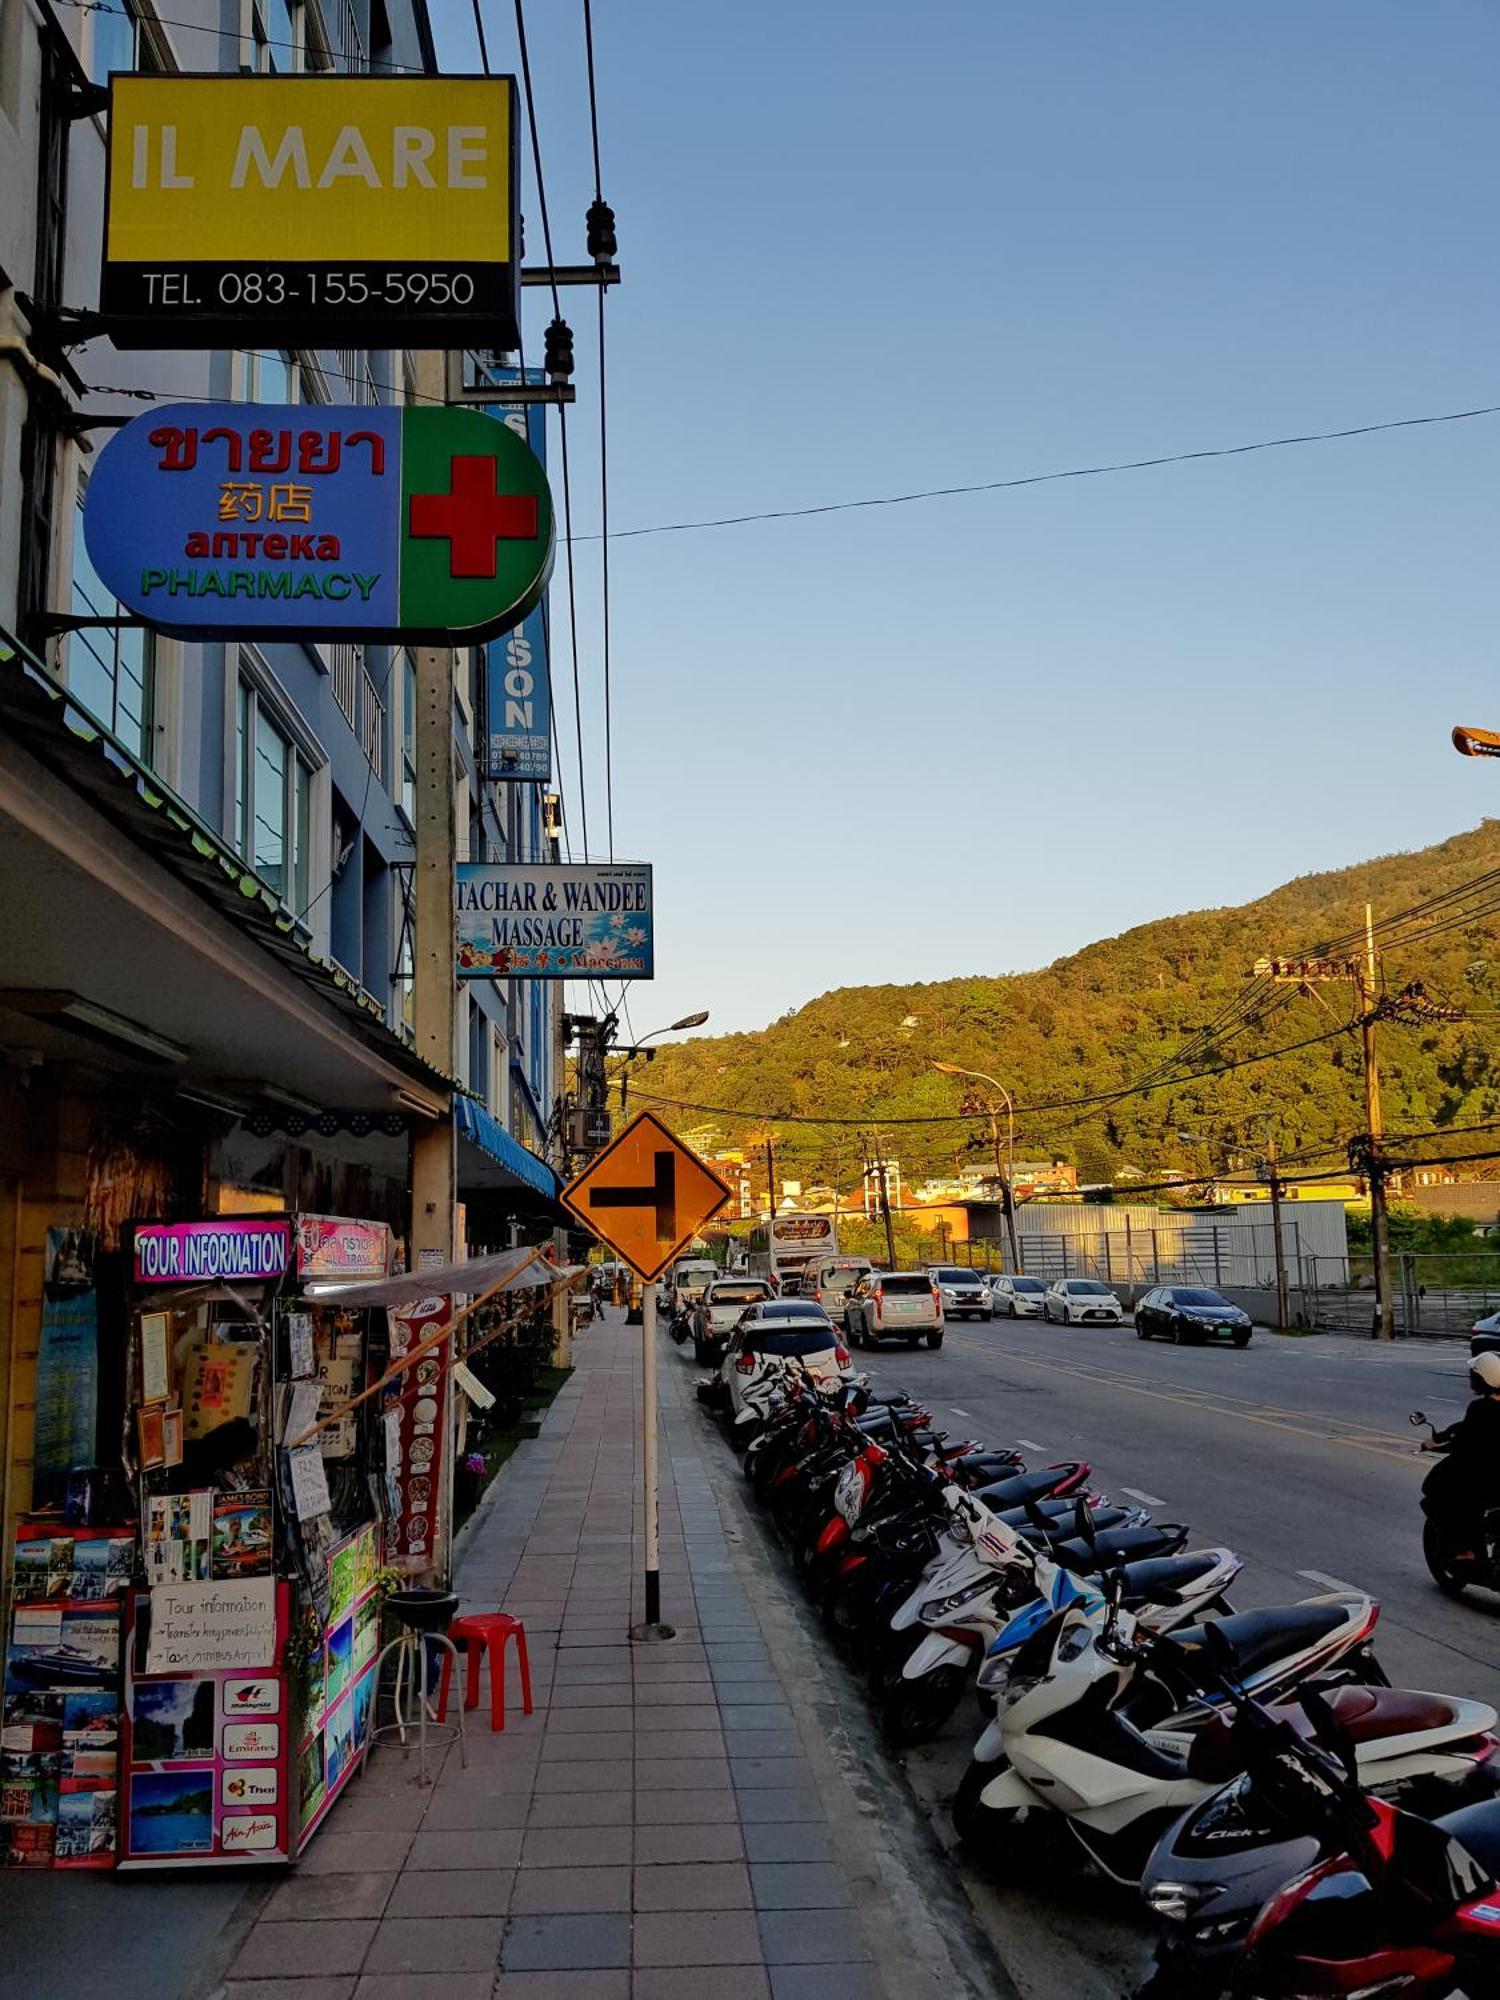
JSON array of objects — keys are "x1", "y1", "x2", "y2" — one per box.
[
  {"x1": 399, "y1": 649, "x2": 417, "y2": 822},
  {"x1": 67, "y1": 495, "x2": 154, "y2": 758},
  {"x1": 246, "y1": 0, "x2": 303, "y2": 72},
  {"x1": 236, "y1": 673, "x2": 313, "y2": 913},
  {"x1": 241, "y1": 350, "x2": 297, "y2": 402},
  {"x1": 89, "y1": 0, "x2": 138, "y2": 83}
]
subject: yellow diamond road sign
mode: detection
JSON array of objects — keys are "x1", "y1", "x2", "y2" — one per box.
[{"x1": 561, "y1": 1111, "x2": 731, "y2": 1282}]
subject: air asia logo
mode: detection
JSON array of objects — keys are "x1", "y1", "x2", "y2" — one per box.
[
  {"x1": 220, "y1": 1813, "x2": 280, "y2": 1851},
  {"x1": 83, "y1": 404, "x2": 553, "y2": 646}
]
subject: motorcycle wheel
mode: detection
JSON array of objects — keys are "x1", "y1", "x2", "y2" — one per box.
[
  {"x1": 880, "y1": 1663, "x2": 968, "y2": 1745},
  {"x1": 1131, "y1": 1941, "x2": 1218, "y2": 2000},
  {"x1": 951, "y1": 1755, "x2": 1000, "y2": 1840},
  {"x1": 1423, "y1": 1518, "x2": 1473, "y2": 1599}
]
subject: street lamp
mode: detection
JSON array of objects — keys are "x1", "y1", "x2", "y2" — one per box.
[
  {"x1": 933, "y1": 1061, "x2": 1022, "y2": 1274},
  {"x1": 1453, "y1": 725, "x2": 1500, "y2": 760},
  {"x1": 614, "y1": 1010, "x2": 710, "y2": 1115}
]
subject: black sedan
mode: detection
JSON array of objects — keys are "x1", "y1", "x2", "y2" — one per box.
[{"x1": 1134, "y1": 1287, "x2": 1252, "y2": 1348}]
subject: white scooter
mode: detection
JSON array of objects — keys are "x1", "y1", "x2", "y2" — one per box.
[{"x1": 954, "y1": 1581, "x2": 1389, "y2": 1886}]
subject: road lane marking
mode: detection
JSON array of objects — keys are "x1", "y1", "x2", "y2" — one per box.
[
  {"x1": 1121, "y1": 1486, "x2": 1166, "y2": 1508},
  {"x1": 1015, "y1": 1439, "x2": 1047, "y2": 1453},
  {"x1": 1299, "y1": 1569, "x2": 1365, "y2": 1596},
  {"x1": 950, "y1": 1407, "x2": 972, "y2": 1418}
]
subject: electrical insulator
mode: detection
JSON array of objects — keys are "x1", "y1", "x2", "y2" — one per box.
[
  {"x1": 544, "y1": 316, "x2": 574, "y2": 384},
  {"x1": 586, "y1": 197, "x2": 618, "y2": 265}
]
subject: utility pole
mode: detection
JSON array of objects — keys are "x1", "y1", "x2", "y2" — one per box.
[
  {"x1": 873, "y1": 1136, "x2": 897, "y2": 1269},
  {"x1": 1263, "y1": 1124, "x2": 1291, "y2": 1331},
  {"x1": 764, "y1": 1136, "x2": 776, "y2": 1224},
  {"x1": 1359, "y1": 904, "x2": 1395, "y2": 1341}
]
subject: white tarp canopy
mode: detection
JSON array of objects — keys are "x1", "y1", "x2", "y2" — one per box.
[{"x1": 300, "y1": 1244, "x2": 579, "y2": 1306}]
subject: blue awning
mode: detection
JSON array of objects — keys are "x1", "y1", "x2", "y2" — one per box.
[{"x1": 454, "y1": 1095, "x2": 559, "y2": 1198}]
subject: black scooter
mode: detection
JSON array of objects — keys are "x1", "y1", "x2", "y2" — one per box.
[{"x1": 1412, "y1": 1408, "x2": 1500, "y2": 1599}]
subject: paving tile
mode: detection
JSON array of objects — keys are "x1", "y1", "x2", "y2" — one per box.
[
  {"x1": 634, "y1": 1821, "x2": 744, "y2": 1865},
  {"x1": 295, "y1": 1828, "x2": 414, "y2": 1875},
  {"x1": 493, "y1": 1977, "x2": 629, "y2": 2000},
  {"x1": 730, "y1": 1757, "x2": 812, "y2": 1790},
  {"x1": 633, "y1": 1972, "x2": 770, "y2": 2000},
  {"x1": 407, "y1": 1826, "x2": 523, "y2": 1869},
  {"x1": 526, "y1": 1789, "x2": 634, "y2": 1828},
  {"x1": 231, "y1": 1920, "x2": 376, "y2": 1979},
  {"x1": 722, "y1": 1729, "x2": 803, "y2": 1760},
  {"x1": 631, "y1": 1729, "x2": 725, "y2": 1759},
  {"x1": 634, "y1": 1690, "x2": 723, "y2": 1717},
  {"x1": 768, "y1": 1968, "x2": 880, "y2": 2000},
  {"x1": 225, "y1": 1983, "x2": 356, "y2": 2000},
  {"x1": 734, "y1": 1791, "x2": 828, "y2": 1825},
  {"x1": 632, "y1": 1787, "x2": 739, "y2": 1825},
  {"x1": 510, "y1": 1864, "x2": 633, "y2": 1913},
  {"x1": 749, "y1": 1863, "x2": 853, "y2": 1910},
  {"x1": 635, "y1": 1754, "x2": 732, "y2": 1791},
  {"x1": 384, "y1": 1868, "x2": 514, "y2": 1917},
  {"x1": 520, "y1": 1824, "x2": 633, "y2": 1868},
  {"x1": 547, "y1": 1704, "x2": 636, "y2": 1733},
  {"x1": 632, "y1": 1862, "x2": 752, "y2": 1911},
  {"x1": 421, "y1": 1787, "x2": 533, "y2": 1829},
  {"x1": 534, "y1": 1758, "x2": 634, "y2": 1793},
  {"x1": 541, "y1": 1728, "x2": 634, "y2": 1762},
  {"x1": 741, "y1": 1823, "x2": 834, "y2": 1864},
  {"x1": 322, "y1": 1783, "x2": 430, "y2": 1829},
  {"x1": 550, "y1": 1683, "x2": 641, "y2": 1707},
  {"x1": 263, "y1": 1872, "x2": 395, "y2": 1921},
  {"x1": 757, "y1": 1911, "x2": 870, "y2": 1965},
  {"x1": 362, "y1": 1916, "x2": 505, "y2": 1974},
  {"x1": 718, "y1": 1705, "x2": 795, "y2": 1730},
  {"x1": 356, "y1": 1978, "x2": 496, "y2": 2000},
  {"x1": 632, "y1": 1910, "x2": 763, "y2": 1967},
  {"x1": 501, "y1": 1912, "x2": 633, "y2": 1970}
]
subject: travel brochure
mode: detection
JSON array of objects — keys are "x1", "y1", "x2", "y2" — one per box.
[
  {"x1": 144, "y1": 1492, "x2": 213, "y2": 1586},
  {"x1": 2, "y1": 1685, "x2": 120, "y2": 1869},
  {"x1": 211, "y1": 1493, "x2": 272, "y2": 1578},
  {"x1": 11, "y1": 1527, "x2": 134, "y2": 1605}
]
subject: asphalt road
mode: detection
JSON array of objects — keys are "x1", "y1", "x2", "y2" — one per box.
[{"x1": 849, "y1": 1313, "x2": 1500, "y2": 1999}]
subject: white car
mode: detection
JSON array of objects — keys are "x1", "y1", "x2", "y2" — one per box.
[
  {"x1": 720, "y1": 1301, "x2": 852, "y2": 1431},
  {"x1": 1042, "y1": 1278, "x2": 1125, "y2": 1326},
  {"x1": 990, "y1": 1274, "x2": 1049, "y2": 1318},
  {"x1": 927, "y1": 1266, "x2": 992, "y2": 1321},
  {"x1": 690, "y1": 1277, "x2": 775, "y2": 1368},
  {"x1": 845, "y1": 1272, "x2": 944, "y2": 1350}
]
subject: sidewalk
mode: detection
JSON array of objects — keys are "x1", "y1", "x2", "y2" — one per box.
[{"x1": 216, "y1": 1307, "x2": 908, "y2": 2000}]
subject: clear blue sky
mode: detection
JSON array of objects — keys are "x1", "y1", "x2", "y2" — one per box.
[{"x1": 444, "y1": 0, "x2": 1500, "y2": 1040}]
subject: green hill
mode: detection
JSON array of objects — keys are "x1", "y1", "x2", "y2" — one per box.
[{"x1": 637, "y1": 820, "x2": 1500, "y2": 1193}]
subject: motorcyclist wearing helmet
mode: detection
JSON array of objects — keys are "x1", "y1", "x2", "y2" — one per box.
[{"x1": 1420, "y1": 1351, "x2": 1500, "y2": 1562}]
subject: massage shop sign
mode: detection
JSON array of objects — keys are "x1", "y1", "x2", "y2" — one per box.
[
  {"x1": 83, "y1": 403, "x2": 554, "y2": 646},
  {"x1": 456, "y1": 862, "x2": 654, "y2": 980}
]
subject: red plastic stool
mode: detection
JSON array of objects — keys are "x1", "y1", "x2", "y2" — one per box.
[{"x1": 436, "y1": 1612, "x2": 533, "y2": 1731}]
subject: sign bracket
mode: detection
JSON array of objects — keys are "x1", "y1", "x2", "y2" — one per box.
[{"x1": 521, "y1": 263, "x2": 621, "y2": 289}]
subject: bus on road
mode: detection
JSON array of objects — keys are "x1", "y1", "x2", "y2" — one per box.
[{"x1": 749, "y1": 1212, "x2": 837, "y2": 1292}]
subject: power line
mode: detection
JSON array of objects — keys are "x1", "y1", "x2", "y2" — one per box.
[
  {"x1": 577, "y1": 400, "x2": 1500, "y2": 544},
  {"x1": 630, "y1": 1020, "x2": 1359, "y2": 1131}
]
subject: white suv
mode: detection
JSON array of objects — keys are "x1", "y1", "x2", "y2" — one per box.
[
  {"x1": 927, "y1": 1266, "x2": 992, "y2": 1321},
  {"x1": 846, "y1": 1272, "x2": 944, "y2": 1350}
]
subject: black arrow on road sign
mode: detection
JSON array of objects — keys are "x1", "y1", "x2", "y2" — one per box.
[{"x1": 588, "y1": 1149, "x2": 677, "y2": 1241}]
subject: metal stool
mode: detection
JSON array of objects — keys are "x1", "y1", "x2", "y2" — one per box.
[{"x1": 372, "y1": 1586, "x2": 466, "y2": 1785}]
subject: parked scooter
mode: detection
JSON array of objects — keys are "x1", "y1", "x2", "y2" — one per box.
[
  {"x1": 953, "y1": 1576, "x2": 1387, "y2": 1885},
  {"x1": 1137, "y1": 1677, "x2": 1500, "y2": 1997}
]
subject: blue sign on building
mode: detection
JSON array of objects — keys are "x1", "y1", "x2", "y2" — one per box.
[{"x1": 481, "y1": 375, "x2": 552, "y2": 782}]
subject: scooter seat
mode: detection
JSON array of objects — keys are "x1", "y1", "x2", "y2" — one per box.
[
  {"x1": 975, "y1": 1466, "x2": 1085, "y2": 1509},
  {"x1": 1437, "y1": 1797, "x2": 1500, "y2": 1880},
  {"x1": 1054, "y1": 1524, "x2": 1189, "y2": 1570},
  {"x1": 1171, "y1": 1601, "x2": 1349, "y2": 1682},
  {"x1": 1189, "y1": 1686, "x2": 1469, "y2": 1785},
  {"x1": 1118, "y1": 1551, "x2": 1226, "y2": 1605},
  {"x1": 1015, "y1": 1505, "x2": 1134, "y2": 1540}
]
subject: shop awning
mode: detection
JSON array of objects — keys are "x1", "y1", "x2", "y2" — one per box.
[
  {"x1": 454, "y1": 1096, "x2": 560, "y2": 1198},
  {"x1": 301, "y1": 1244, "x2": 577, "y2": 1305}
]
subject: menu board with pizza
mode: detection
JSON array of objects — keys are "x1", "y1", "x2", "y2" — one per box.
[{"x1": 118, "y1": 1582, "x2": 291, "y2": 1867}]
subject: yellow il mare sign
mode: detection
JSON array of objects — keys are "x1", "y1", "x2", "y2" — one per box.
[{"x1": 101, "y1": 74, "x2": 519, "y2": 349}]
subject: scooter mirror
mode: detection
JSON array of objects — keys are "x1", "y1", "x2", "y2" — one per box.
[{"x1": 1409, "y1": 1409, "x2": 1427, "y2": 1426}]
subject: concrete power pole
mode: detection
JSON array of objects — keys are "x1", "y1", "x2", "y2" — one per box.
[
  {"x1": 1263, "y1": 1125, "x2": 1292, "y2": 1331},
  {"x1": 1359, "y1": 904, "x2": 1395, "y2": 1341}
]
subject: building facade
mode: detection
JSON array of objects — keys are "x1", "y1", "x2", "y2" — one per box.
[{"x1": 0, "y1": 0, "x2": 564, "y2": 1562}]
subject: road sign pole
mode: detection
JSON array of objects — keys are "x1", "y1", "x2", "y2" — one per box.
[{"x1": 638, "y1": 1281, "x2": 667, "y2": 1634}]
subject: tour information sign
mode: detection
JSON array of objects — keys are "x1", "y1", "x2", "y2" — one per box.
[
  {"x1": 83, "y1": 403, "x2": 553, "y2": 646},
  {"x1": 101, "y1": 74, "x2": 519, "y2": 348}
]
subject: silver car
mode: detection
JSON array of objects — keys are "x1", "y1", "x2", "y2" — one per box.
[{"x1": 989, "y1": 1274, "x2": 1049, "y2": 1318}]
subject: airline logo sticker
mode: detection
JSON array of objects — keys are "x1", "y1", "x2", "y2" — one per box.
[
  {"x1": 221, "y1": 1766, "x2": 279, "y2": 1805},
  {"x1": 223, "y1": 1678, "x2": 279, "y2": 1715},
  {"x1": 220, "y1": 1813, "x2": 281, "y2": 1852},
  {"x1": 223, "y1": 1720, "x2": 281, "y2": 1760}
]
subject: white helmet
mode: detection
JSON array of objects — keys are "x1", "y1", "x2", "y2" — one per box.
[{"x1": 1471, "y1": 1351, "x2": 1500, "y2": 1392}]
